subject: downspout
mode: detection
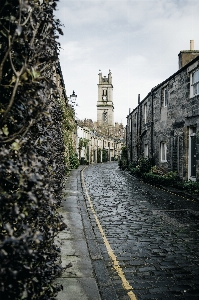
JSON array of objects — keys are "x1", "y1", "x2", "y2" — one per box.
[
  {"x1": 126, "y1": 123, "x2": 128, "y2": 164},
  {"x1": 138, "y1": 94, "x2": 142, "y2": 158},
  {"x1": 137, "y1": 95, "x2": 140, "y2": 159},
  {"x1": 151, "y1": 89, "x2": 154, "y2": 164},
  {"x1": 130, "y1": 114, "x2": 133, "y2": 163}
]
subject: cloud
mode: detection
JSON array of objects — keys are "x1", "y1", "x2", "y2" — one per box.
[
  {"x1": 60, "y1": 41, "x2": 93, "y2": 62},
  {"x1": 55, "y1": 0, "x2": 199, "y2": 125}
]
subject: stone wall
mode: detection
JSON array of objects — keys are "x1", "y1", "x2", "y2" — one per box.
[{"x1": 126, "y1": 55, "x2": 199, "y2": 181}]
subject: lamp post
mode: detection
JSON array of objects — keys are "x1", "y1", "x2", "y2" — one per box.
[{"x1": 69, "y1": 90, "x2": 77, "y2": 109}]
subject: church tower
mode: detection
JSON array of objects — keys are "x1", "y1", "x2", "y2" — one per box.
[{"x1": 97, "y1": 70, "x2": 114, "y2": 127}]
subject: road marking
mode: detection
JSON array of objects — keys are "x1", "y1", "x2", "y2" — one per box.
[{"x1": 81, "y1": 167, "x2": 137, "y2": 300}]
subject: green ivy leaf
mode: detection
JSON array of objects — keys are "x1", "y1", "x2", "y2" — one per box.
[
  {"x1": 31, "y1": 67, "x2": 40, "y2": 79},
  {"x1": 11, "y1": 141, "x2": 21, "y2": 151},
  {"x1": 2, "y1": 124, "x2": 9, "y2": 136}
]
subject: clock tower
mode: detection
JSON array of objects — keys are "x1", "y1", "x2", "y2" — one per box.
[{"x1": 97, "y1": 70, "x2": 114, "y2": 127}]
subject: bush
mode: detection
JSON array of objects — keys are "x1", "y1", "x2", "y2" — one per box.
[
  {"x1": 142, "y1": 172, "x2": 179, "y2": 187},
  {"x1": 137, "y1": 157, "x2": 153, "y2": 173},
  {"x1": 0, "y1": 1, "x2": 70, "y2": 299},
  {"x1": 119, "y1": 159, "x2": 128, "y2": 170},
  {"x1": 183, "y1": 180, "x2": 199, "y2": 195},
  {"x1": 118, "y1": 146, "x2": 128, "y2": 169}
]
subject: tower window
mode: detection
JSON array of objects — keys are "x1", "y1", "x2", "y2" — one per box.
[
  {"x1": 103, "y1": 111, "x2": 108, "y2": 123},
  {"x1": 103, "y1": 89, "x2": 107, "y2": 96}
]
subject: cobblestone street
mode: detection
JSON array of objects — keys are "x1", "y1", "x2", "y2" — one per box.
[{"x1": 81, "y1": 162, "x2": 199, "y2": 300}]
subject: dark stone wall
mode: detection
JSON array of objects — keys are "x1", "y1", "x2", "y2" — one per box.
[{"x1": 126, "y1": 57, "x2": 199, "y2": 181}]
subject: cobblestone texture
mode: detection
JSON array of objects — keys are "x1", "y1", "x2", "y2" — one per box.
[{"x1": 82, "y1": 162, "x2": 199, "y2": 300}]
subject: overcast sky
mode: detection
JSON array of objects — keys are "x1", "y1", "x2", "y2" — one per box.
[{"x1": 55, "y1": 0, "x2": 199, "y2": 125}]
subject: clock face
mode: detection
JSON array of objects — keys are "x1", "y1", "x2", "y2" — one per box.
[{"x1": 102, "y1": 96, "x2": 107, "y2": 101}]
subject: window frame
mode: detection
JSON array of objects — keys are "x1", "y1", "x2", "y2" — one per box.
[
  {"x1": 144, "y1": 103, "x2": 147, "y2": 124},
  {"x1": 160, "y1": 142, "x2": 167, "y2": 162},
  {"x1": 103, "y1": 89, "x2": 107, "y2": 96},
  {"x1": 163, "y1": 87, "x2": 168, "y2": 107},
  {"x1": 191, "y1": 68, "x2": 199, "y2": 97}
]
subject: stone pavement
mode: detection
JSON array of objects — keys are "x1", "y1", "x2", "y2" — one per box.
[
  {"x1": 55, "y1": 162, "x2": 199, "y2": 300},
  {"x1": 54, "y1": 166, "x2": 101, "y2": 300},
  {"x1": 83, "y1": 162, "x2": 199, "y2": 300}
]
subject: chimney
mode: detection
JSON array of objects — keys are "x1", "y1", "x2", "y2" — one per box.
[
  {"x1": 138, "y1": 94, "x2": 140, "y2": 104},
  {"x1": 178, "y1": 40, "x2": 199, "y2": 69},
  {"x1": 190, "y1": 40, "x2": 194, "y2": 50}
]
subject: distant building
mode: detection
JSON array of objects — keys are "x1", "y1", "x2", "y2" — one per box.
[
  {"x1": 126, "y1": 40, "x2": 199, "y2": 181},
  {"x1": 76, "y1": 70, "x2": 126, "y2": 164},
  {"x1": 97, "y1": 70, "x2": 114, "y2": 127}
]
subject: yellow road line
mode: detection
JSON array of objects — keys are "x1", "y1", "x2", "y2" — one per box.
[{"x1": 81, "y1": 167, "x2": 137, "y2": 300}]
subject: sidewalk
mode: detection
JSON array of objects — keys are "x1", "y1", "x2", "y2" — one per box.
[{"x1": 54, "y1": 167, "x2": 101, "y2": 300}]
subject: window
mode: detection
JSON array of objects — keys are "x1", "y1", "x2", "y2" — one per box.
[
  {"x1": 191, "y1": 69, "x2": 199, "y2": 96},
  {"x1": 163, "y1": 87, "x2": 168, "y2": 107},
  {"x1": 160, "y1": 142, "x2": 167, "y2": 162},
  {"x1": 103, "y1": 111, "x2": 108, "y2": 123},
  {"x1": 144, "y1": 144, "x2": 148, "y2": 158},
  {"x1": 144, "y1": 103, "x2": 147, "y2": 124},
  {"x1": 103, "y1": 89, "x2": 107, "y2": 96}
]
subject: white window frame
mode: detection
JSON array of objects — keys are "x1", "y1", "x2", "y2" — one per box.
[
  {"x1": 160, "y1": 142, "x2": 167, "y2": 162},
  {"x1": 190, "y1": 69, "x2": 199, "y2": 97},
  {"x1": 144, "y1": 103, "x2": 147, "y2": 124},
  {"x1": 163, "y1": 87, "x2": 168, "y2": 107}
]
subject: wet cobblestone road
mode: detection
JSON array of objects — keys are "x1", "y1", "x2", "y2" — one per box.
[{"x1": 82, "y1": 162, "x2": 199, "y2": 300}]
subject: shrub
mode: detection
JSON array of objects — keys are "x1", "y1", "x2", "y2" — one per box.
[
  {"x1": 183, "y1": 180, "x2": 199, "y2": 195},
  {"x1": 118, "y1": 146, "x2": 128, "y2": 169},
  {"x1": 137, "y1": 157, "x2": 153, "y2": 173},
  {"x1": 0, "y1": 1, "x2": 71, "y2": 299}
]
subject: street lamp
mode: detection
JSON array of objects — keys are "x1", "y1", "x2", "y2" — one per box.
[{"x1": 69, "y1": 90, "x2": 77, "y2": 109}]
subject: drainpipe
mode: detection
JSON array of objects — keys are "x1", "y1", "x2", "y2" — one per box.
[
  {"x1": 136, "y1": 109, "x2": 139, "y2": 159},
  {"x1": 130, "y1": 114, "x2": 133, "y2": 162},
  {"x1": 151, "y1": 89, "x2": 154, "y2": 164},
  {"x1": 126, "y1": 123, "x2": 128, "y2": 164},
  {"x1": 138, "y1": 94, "x2": 141, "y2": 158}
]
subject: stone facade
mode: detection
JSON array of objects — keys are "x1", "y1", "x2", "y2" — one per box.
[
  {"x1": 76, "y1": 124, "x2": 124, "y2": 164},
  {"x1": 126, "y1": 48, "x2": 199, "y2": 181},
  {"x1": 76, "y1": 70, "x2": 126, "y2": 164},
  {"x1": 97, "y1": 70, "x2": 114, "y2": 127}
]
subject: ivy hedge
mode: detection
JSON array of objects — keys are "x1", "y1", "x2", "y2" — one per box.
[{"x1": 0, "y1": 0, "x2": 75, "y2": 299}]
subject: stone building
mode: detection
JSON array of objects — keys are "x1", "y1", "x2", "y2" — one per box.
[
  {"x1": 126, "y1": 41, "x2": 199, "y2": 181},
  {"x1": 97, "y1": 70, "x2": 114, "y2": 127},
  {"x1": 76, "y1": 70, "x2": 126, "y2": 164},
  {"x1": 76, "y1": 123, "x2": 124, "y2": 164}
]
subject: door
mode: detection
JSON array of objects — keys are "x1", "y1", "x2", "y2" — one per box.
[{"x1": 190, "y1": 134, "x2": 196, "y2": 177}]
